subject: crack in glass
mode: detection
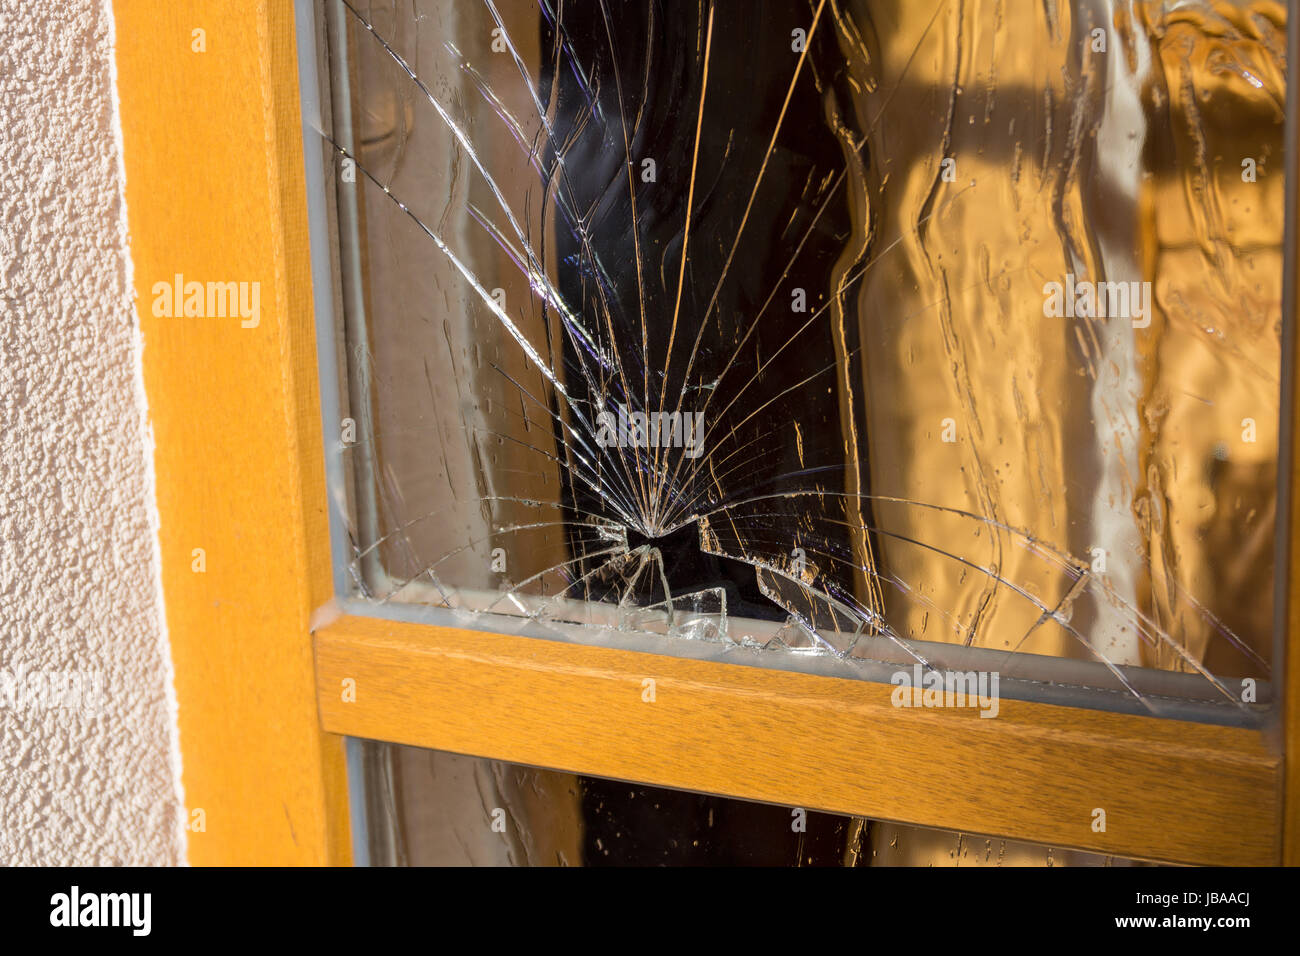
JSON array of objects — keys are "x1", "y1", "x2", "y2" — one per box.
[{"x1": 311, "y1": 0, "x2": 1287, "y2": 719}]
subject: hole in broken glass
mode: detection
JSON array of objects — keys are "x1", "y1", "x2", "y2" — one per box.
[{"x1": 314, "y1": 0, "x2": 1286, "y2": 716}]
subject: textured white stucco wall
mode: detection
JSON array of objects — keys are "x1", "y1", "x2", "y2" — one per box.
[{"x1": 0, "y1": 1, "x2": 185, "y2": 864}]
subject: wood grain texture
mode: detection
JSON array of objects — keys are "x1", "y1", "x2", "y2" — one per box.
[
  {"x1": 317, "y1": 614, "x2": 1279, "y2": 866},
  {"x1": 113, "y1": 0, "x2": 351, "y2": 864}
]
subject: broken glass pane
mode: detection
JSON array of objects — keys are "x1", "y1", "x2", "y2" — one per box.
[{"x1": 302, "y1": 0, "x2": 1288, "y2": 721}]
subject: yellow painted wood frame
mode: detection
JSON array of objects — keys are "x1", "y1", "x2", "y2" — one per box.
[
  {"x1": 113, "y1": 0, "x2": 350, "y2": 865},
  {"x1": 315, "y1": 614, "x2": 1277, "y2": 866},
  {"x1": 114, "y1": 0, "x2": 1299, "y2": 865}
]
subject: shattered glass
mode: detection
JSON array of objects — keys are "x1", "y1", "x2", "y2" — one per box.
[{"x1": 305, "y1": 0, "x2": 1288, "y2": 720}]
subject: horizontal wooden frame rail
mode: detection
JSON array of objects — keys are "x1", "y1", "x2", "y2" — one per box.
[{"x1": 316, "y1": 614, "x2": 1280, "y2": 866}]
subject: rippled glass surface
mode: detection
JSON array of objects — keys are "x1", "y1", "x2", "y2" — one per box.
[{"x1": 307, "y1": 0, "x2": 1288, "y2": 720}]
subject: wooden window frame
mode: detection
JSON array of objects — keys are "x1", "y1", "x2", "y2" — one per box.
[{"x1": 112, "y1": 0, "x2": 1300, "y2": 866}]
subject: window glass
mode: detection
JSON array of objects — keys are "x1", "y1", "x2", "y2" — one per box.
[{"x1": 306, "y1": 0, "x2": 1288, "y2": 722}]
